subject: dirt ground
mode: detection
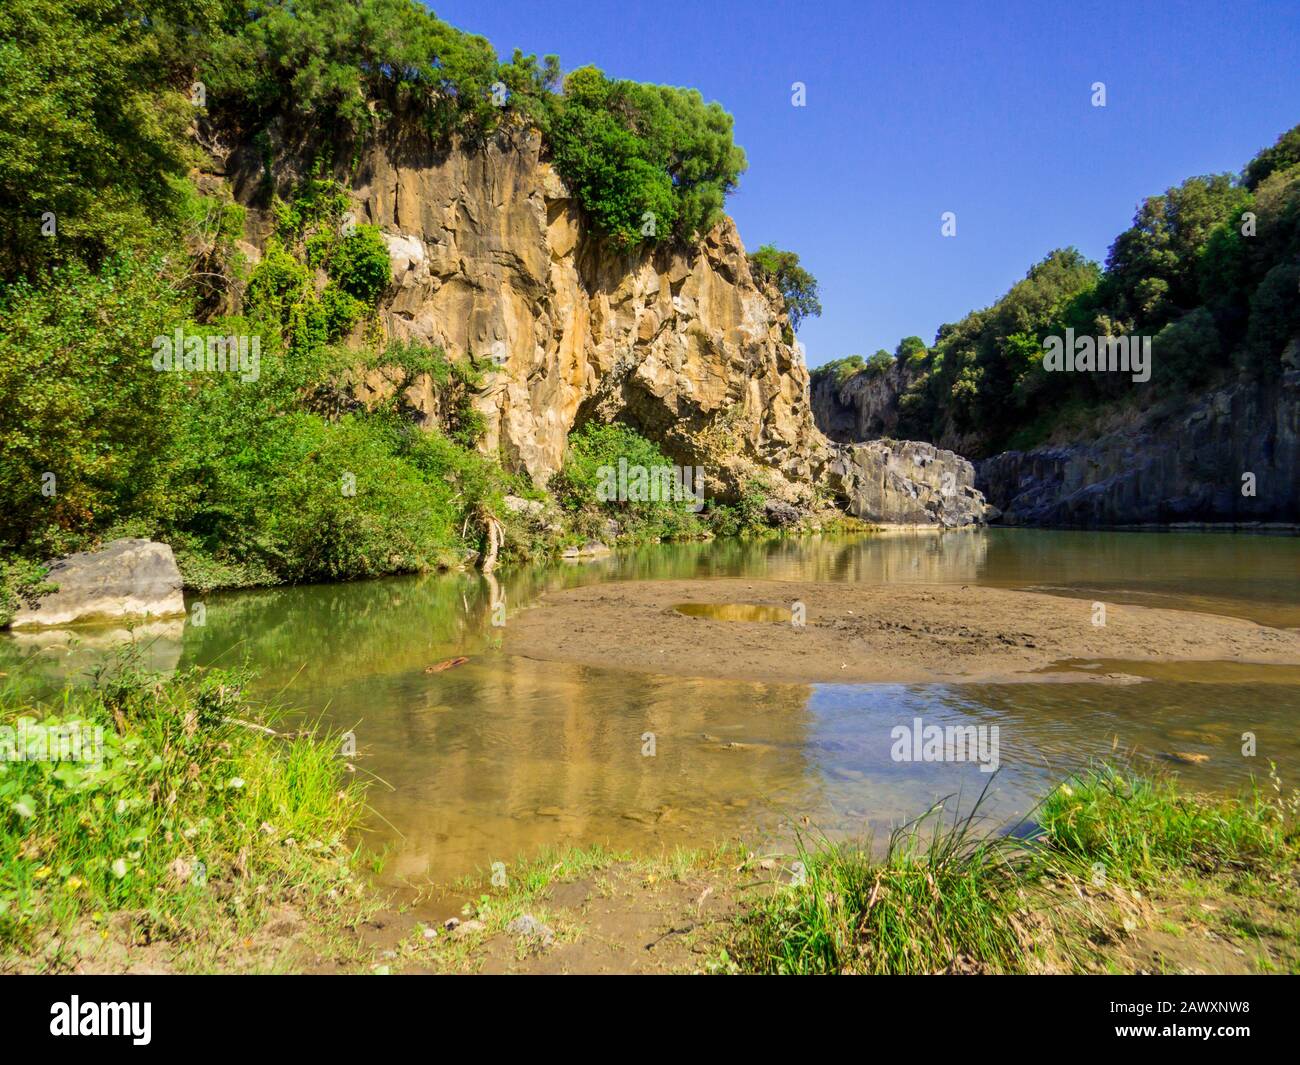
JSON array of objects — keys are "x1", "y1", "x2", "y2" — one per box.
[
  {"x1": 315, "y1": 854, "x2": 754, "y2": 976},
  {"x1": 22, "y1": 846, "x2": 1297, "y2": 976},
  {"x1": 504, "y1": 579, "x2": 1300, "y2": 685}
]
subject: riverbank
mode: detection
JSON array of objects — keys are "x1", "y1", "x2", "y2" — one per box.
[
  {"x1": 396, "y1": 765, "x2": 1300, "y2": 974},
  {"x1": 0, "y1": 659, "x2": 378, "y2": 974},
  {"x1": 4, "y1": 660, "x2": 1297, "y2": 974},
  {"x1": 505, "y1": 578, "x2": 1300, "y2": 685}
]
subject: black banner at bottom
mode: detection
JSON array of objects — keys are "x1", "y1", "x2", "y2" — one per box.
[{"x1": 0, "y1": 973, "x2": 1285, "y2": 1051}]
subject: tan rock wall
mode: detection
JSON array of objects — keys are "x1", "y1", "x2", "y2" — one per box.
[{"x1": 233, "y1": 128, "x2": 827, "y2": 505}]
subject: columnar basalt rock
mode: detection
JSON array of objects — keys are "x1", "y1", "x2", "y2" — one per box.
[
  {"x1": 240, "y1": 130, "x2": 825, "y2": 506},
  {"x1": 976, "y1": 371, "x2": 1300, "y2": 527}
]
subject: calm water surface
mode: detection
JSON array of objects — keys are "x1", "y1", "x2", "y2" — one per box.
[{"x1": 6, "y1": 529, "x2": 1299, "y2": 886}]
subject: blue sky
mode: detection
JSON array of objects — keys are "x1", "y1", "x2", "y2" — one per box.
[{"x1": 429, "y1": 0, "x2": 1300, "y2": 368}]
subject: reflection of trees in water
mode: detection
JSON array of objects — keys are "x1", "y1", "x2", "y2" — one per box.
[{"x1": 978, "y1": 529, "x2": 1300, "y2": 625}]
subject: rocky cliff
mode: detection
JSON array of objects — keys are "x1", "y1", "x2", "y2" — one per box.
[
  {"x1": 811, "y1": 339, "x2": 1300, "y2": 528},
  {"x1": 222, "y1": 127, "x2": 990, "y2": 528},
  {"x1": 229, "y1": 128, "x2": 827, "y2": 508},
  {"x1": 811, "y1": 358, "x2": 921, "y2": 444},
  {"x1": 976, "y1": 370, "x2": 1300, "y2": 527}
]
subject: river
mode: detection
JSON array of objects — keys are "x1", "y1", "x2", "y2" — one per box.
[{"x1": 5, "y1": 528, "x2": 1299, "y2": 888}]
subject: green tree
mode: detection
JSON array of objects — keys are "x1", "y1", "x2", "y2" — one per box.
[
  {"x1": 864, "y1": 350, "x2": 894, "y2": 376},
  {"x1": 0, "y1": 255, "x2": 188, "y2": 553},
  {"x1": 1242, "y1": 123, "x2": 1300, "y2": 191},
  {"x1": 748, "y1": 244, "x2": 822, "y2": 330},
  {"x1": 0, "y1": 0, "x2": 210, "y2": 279},
  {"x1": 895, "y1": 336, "x2": 928, "y2": 364},
  {"x1": 1100, "y1": 174, "x2": 1251, "y2": 331},
  {"x1": 548, "y1": 67, "x2": 746, "y2": 247}
]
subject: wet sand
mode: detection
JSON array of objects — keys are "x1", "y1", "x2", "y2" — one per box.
[{"x1": 504, "y1": 579, "x2": 1300, "y2": 684}]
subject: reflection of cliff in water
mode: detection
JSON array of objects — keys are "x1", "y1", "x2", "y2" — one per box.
[
  {"x1": 360, "y1": 663, "x2": 817, "y2": 884},
  {"x1": 4, "y1": 529, "x2": 1297, "y2": 884}
]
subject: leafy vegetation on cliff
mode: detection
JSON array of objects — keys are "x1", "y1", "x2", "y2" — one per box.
[
  {"x1": 819, "y1": 126, "x2": 1300, "y2": 456},
  {"x1": 201, "y1": 0, "x2": 746, "y2": 250},
  {"x1": 748, "y1": 244, "x2": 823, "y2": 331},
  {"x1": 548, "y1": 66, "x2": 746, "y2": 247},
  {"x1": 0, "y1": 163, "x2": 517, "y2": 589}
]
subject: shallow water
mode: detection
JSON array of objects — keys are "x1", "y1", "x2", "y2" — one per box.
[
  {"x1": 674, "y1": 602, "x2": 792, "y2": 622},
  {"x1": 5, "y1": 529, "x2": 1299, "y2": 886}
]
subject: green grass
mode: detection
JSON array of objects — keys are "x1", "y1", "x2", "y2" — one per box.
[
  {"x1": 1038, "y1": 763, "x2": 1298, "y2": 884},
  {"x1": 731, "y1": 766, "x2": 1300, "y2": 975},
  {"x1": 734, "y1": 785, "x2": 1029, "y2": 974},
  {"x1": 0, "y1": 652, "x2": 371, "y2": 971}
]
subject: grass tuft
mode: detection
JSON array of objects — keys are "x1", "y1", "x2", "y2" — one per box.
[{"x1": 0, "y1": 652, "x2": 369, "y2": 971}]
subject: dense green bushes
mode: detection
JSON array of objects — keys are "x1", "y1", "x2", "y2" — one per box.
[
  {"x1": 0, "y1": 255, "x2": 189, "y2": 556},
  {"x1": 0, "y1": 0, "x2": 203, "y2": 280},
  {"x1": 553, "y1": 423, "x2": 706, "y2": 542},
  {"x1": 0, "y1": 160, "x2": 518, "y2": 591},
  {"x1": 548, "y1": 67, "x2": 746, "y2": 247}
]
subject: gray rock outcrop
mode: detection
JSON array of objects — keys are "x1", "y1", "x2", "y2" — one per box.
[
  {"x1": 10, "y1": 539, "x2": 186, "y2": 628},
  {"x1": 977, "y1": 373, "x2": 1300, "y2": 526},
  {"x1": 827, "y1": 441, "x2": 994, "y2": 527}
]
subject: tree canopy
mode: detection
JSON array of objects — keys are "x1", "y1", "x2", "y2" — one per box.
[{"x1": 891, "y1": 125, "x2": 1300, "y2": 454}]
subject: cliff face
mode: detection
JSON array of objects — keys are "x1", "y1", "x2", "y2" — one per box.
[
  {"x1": 222, "y1": 127, "x2": 993, "y2": 527},
  {"x1": 811, "y1": 338, "x2": 1300, "y2": 528},
  {"x1": 231, "y1": 128, "x2": 827, "y2": 507},
  {"x1": 976, "y1": 370, "x2": 1300, "y2": 526},
  {"x1": 811, "y1": 358, "x2": 920, "y2": 444}
]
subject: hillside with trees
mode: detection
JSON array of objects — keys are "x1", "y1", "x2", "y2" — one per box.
[{"x1": 813, "y1": 125, "x2": 1300, "y2": 459}]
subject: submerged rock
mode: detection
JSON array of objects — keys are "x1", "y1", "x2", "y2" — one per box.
[{"x1": 10, "y1": 538, "x2": 185, "y2": 628}]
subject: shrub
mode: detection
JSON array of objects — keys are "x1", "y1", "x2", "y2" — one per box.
[
  {"x1": 547, "y1": 66, "x2": 745, "y2": 247},
  {"x1": 1152, "y1": 306, "x2": 1221, "y2": 387},
  {"x1": 0, "y1": 253, "x2": 187, "y2": 554},
  {"x1": 0, "y1": 0, "x2": 199, "y2": 280},
  {"x1": 554, "y1": 422, "x2": 703, "y2": 539},
  {"x1": 328, "y1": 225, "x2": 391, "y2": 304},
  {"x1": 0, "y1": 558, "x2": 52, "y2": 628},
  {"x1": 863, "y1": 350, "x2": 895, "y2": 377},
  {"x1": 1242, "y1": 262, "x2": 1300, "y2": 373},
  {"x1": 748, "y1": 244, "x2": 821, "y2": 330}
]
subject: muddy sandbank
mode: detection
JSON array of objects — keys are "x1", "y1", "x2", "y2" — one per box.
[{"x1": 503, "y1": 579, "x2": 1300, "y2": 684}]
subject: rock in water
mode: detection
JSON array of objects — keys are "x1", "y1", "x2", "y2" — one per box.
[
  {"x1": 826, "y1": 441, "x2": 994, "y2": 527},
  {"x1": 11, "y1": 538, "x2": 185, "y2": 628}
]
